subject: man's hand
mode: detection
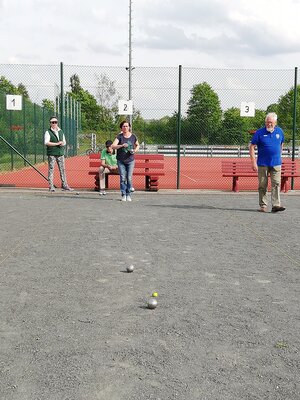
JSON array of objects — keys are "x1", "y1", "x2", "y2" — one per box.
[{"x1": 251, "y1": 160, "x2": 258, "y2": 172}]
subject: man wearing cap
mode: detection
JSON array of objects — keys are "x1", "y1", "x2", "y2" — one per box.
[
  {"x1": 99, "y1": 140, "x2": 118, "y2": 195},
  {"x1": 44, "y1": 117, "x2": 73, "y2": 192}
]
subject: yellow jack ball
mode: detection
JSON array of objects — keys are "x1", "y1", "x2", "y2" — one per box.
[{"x1": 152, "y1": 292, "x2": 158, "y2": 297}]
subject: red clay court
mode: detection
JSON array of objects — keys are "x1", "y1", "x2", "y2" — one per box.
[{"x1": 1, "y1": 156, "x2": 300, "y2": 192}]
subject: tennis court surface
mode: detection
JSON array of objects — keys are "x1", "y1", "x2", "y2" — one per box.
[
  {"x1": 1, "y1": 156, "x2": 300, "y2": 191},
  {"x1": 1, "y1": 189, "x2": 300, "y2": 400}
]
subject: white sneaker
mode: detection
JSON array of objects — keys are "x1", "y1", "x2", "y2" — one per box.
[
  {"x1": 126, "y1": 195, "x2": 132, "y2": 202},
  {"x1": 62, "y1": 186, "x2": 74, "y2": 191},
  {"x1": 99, "y1": 190, "x2": 106, "y2": 195},
  {"x1": 121, "y1": 196, "x2": 127, "y2": 202}
]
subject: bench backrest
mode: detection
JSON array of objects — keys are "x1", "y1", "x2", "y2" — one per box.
[
  {"x1": 222, "y1": 161, "x2": 255, "y2": 175},
  {"x1": 222, "y1": 160, "x2": 297, "y2": 175},
  {"x1": 281, "y1": 160, "x2": 298, "y2": 175},
  {"x1": 89, "y1": 153, "x2": 164, "y2": 170}
]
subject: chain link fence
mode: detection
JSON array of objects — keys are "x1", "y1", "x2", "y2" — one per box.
[{"x1": 0, "y1": 63, "x2": 299, "y2": 190}]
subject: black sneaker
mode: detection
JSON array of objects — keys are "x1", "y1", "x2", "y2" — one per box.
[{"x1": 271, "y1": 206, "x2": 286, "y2": 213}]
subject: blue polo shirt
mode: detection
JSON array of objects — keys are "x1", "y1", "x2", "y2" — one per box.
[{"x1": 251, "y1": 126, "x2": 284, "y2": 167}]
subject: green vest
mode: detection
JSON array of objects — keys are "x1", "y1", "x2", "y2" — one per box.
[{"x1": 46, "y1": 129, "x2": 65, "y2": 156}]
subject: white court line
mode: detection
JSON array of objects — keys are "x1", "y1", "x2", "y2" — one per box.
[{"x1": 169, "y1": 167, "x2": 199, "y2": 183}]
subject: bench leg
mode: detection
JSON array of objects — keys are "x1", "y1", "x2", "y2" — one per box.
[
  {"x1": 232, "y1": 177, "x2": 238, "y2": 192},
  {"x1": 94, "y1": 173, "x2": 99, "y2": 191},
  {"x1": 280, "y1": 177, "x2": 288, "y2": 192},
  {"x1": 284, "y1": 178, "x2": 289, "y2": 193},
  {"x1": 145, "y1": 176, "x2": 150, "y2": 190},
  {"x1": 144, "y1": 176, "x2": 159, "y2": 191},
  {"x1": 149, "y1": 176, "x2": 159, "y2": 192}
]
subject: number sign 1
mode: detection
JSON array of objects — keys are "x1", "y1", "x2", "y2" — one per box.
[
  {"x1": 118, "y1": 100, "x2": 133, "y2": 115},
  {"x1": 240, "y1": 102, "x2": 255, "y2": 117},
  {"x1": 6, "y1": 95, "x2": 23, "y2": 111}
]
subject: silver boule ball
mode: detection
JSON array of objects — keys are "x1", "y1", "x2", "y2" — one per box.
[
  {"x1": 147, "y1": 298, "x2": 158, "y2": 309},
  {"x1": 127, "y1": 264, "x2": 134, "y2": 273}
]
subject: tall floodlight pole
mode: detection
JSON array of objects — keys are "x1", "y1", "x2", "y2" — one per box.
[{"x1": 128, "y1": 0, "x2": 133, "y2": 126}]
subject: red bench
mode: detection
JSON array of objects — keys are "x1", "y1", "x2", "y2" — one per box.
[
  {"x1": 222, "y1": 160, "x2": 300, "y2": 192},
  {"x1": 280, "y1": 160, "x2": 300, "y2": 192},
  {"x1": 88, "y1": 153, "x2": 165, "y2": 191}
]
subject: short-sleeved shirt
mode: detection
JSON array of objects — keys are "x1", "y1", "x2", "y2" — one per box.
[
  {"x1": 100, "y1": 148, "x2": 117, "y2": 166},
  {"x1": 116, "y1": 133, "x2": 138, "y2": 164},
  {"x1": 251, "y1": 126, "x2": 284, "y2": 166}
]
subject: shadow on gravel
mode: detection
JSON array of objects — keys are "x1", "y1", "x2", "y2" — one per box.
[{"x1": 147, "y1": 204, "x2": 258, "y2": 212}]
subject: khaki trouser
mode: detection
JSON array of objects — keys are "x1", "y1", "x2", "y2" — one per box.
[
  {"x1": 99, "y1": 166, "x2": 119, "y2": 190},
  {"x1": 258, "y1": 165, "x2": 281, "y2": 208}
]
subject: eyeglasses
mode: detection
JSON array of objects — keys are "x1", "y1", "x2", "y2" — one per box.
[{"x1": 50, "y1": 121, "x2": 58, "y2": 124}]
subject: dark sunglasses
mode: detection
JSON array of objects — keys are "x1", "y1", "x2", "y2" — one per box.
[{"x1": 50, "y1": 121, "x2": 58, "y2": 124}]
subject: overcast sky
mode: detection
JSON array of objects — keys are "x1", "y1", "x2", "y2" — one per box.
[{"x1": 1, "y1": 0, "x2": 300, "y2": 69}]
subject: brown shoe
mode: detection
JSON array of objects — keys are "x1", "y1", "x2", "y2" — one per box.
[
  {"x1": 271, "y1": 206, "x2": 286, "y2": 213},
  {"x1": 258, "y1": 207, "x2": 267, "y2": 212}
]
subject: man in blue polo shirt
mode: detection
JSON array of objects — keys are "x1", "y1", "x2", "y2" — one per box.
[{"x1": 249, "y1": 112, "x2": 285, "y2": 213}]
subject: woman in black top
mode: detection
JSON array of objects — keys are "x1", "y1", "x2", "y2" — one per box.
[{"x1": 112, "y1": 120, "x2": 139, "y2": 201}]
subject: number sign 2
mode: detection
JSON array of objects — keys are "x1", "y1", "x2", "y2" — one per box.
[{"x1": 118, "y1": 100, "x2": 133, "y2": 115}]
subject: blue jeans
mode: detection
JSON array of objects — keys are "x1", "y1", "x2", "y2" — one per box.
[{"x1": 117, "y1": 160, "x2": 135, "y2": 196}]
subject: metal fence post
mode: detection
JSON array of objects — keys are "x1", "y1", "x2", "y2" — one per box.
[
  {"x1": 291, "y1": 67, "x2": 298, "y2": 190},
  {"x1": 34, "y1": 103, "x2": 37, "y2": 164},
  {"x1": 9, "y1": 110, "x2": 14, "y2": 170},
  {"x1": 60, "y1": 62, "x2": 64, "y2": 130},
  {"x1": 23, "y1": 96, "x2": 26, "y2": 166},
  {"x1": 177, "y1": 65, "x2": 182, "y2": 189},
  {"x1": 42, "y1": 107, "x2": 45, "y2": 162}
]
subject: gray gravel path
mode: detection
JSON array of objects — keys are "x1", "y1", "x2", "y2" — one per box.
[{"x1": 1, "y1": 189, "x2": 299, "y2": 400}]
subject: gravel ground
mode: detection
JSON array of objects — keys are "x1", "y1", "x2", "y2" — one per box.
[{"x1": 1, "y1": 189, "x2": 300, "y2": 400}]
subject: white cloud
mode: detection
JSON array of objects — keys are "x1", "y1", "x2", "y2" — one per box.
[{"x1": 0, "y1": 0, "x2": 299, "y2": 68}]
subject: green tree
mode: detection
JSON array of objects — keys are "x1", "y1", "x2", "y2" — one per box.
[
  {"x1": 221, "y1": 108, "x2": 248, "y2": 145},
  {"x1": 276, "y1": 85, "x2": 300, "y2": 143},
  {"x1": 0, "y1": 77, "x2": 30, "y2": 99},
  {"x1": 68, "y1": 74, "x2": 101, "y2": 131},
  {"x1": 42, "y1": 99, "x2": 55, "y2": 112},
  {"x1": 17, "y1": 83, "x2": 29, "y2": 98},
  {"x1": 96, "y1": 74, "x2": 119, "y2": 109},
  {"x1": 250, "y1": 109, "x2": 266, "y2": 131},
  {"x1": 0, "y1": 76, "x2": 19, "y2": 94},
  {"x1": 266, "y1": 103, "x2": 278, "y2": 114},
  {"x1": 95, "y1": 74, "x2": 121, "y2": 134},
  {"x1": 70, "y1": 74, "x2": 81, "y2": 95},
  {"x1": 186, "y1": 82, "x2": 222, "y2": 144},
  {"x1": 215, "y1": 107, "x2": 268, "y2": 146}
]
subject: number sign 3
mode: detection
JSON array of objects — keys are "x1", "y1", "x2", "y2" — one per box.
[{"x1": 240, "y1": 102, "x2": 255, "y2": 117}]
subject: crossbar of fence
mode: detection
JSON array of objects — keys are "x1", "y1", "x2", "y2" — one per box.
[{"x1": 0, "y1": 134, "x2": 49, "y2": 183}]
